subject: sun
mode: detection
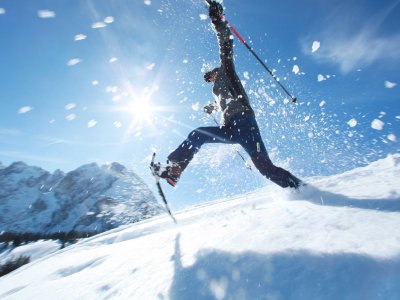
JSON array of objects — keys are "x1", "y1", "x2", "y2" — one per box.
[{"x1": 127, "y1": 99, "x2": 154, "y2": 124}]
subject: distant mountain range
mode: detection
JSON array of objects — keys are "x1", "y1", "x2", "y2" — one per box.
[{"x1": 0, "y1": 161, "x2": 162, "y2": 233}]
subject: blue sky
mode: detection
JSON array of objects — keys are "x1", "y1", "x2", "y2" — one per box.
[{"x1": 0, "y1": 0, "x2": 399, "y2": 209}]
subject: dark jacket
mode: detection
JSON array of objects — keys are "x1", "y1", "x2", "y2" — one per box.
[{"x1": 212, "y1": 20, "x2": 255, "y2": 125}]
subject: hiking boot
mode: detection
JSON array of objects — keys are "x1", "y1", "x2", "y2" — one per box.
[{"x1": 152, "y1": 161, "x2": 182, "y2": 187}]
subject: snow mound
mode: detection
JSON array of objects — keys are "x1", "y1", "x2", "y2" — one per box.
[{"x1": 0, "y1": 154, "x2": 399, "y2": 299}]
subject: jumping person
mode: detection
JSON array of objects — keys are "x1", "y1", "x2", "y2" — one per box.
[{"x1": 155, "y1": 1, "x2": 303, "y2": 189}]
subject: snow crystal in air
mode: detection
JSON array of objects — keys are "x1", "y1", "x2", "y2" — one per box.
[
  {"x1": 199, "y1": 14, "x2": 208, "y2": 20},
  {"x1": 317, "y1": 74, "x2": 326, "y2": 82},
  {"x1": 65, "y1": 103, "x2": 76, "y2": 110},
  {"x1": 38, "y1": 10, "x2": 56, "y2": 18},
  {"x1": 144, "y1": 0, "x2": 151, "y2": 5},
  {"x1": 74, "y1": 34, "x2": 87, "y2": 41},
  {"x1": 292, "y1": 65, "x2": 300, "y2": 75},
  {"x1": 183, "y1": 59, "x2": 189, "y2": 64},
  {"x1": 304, "y1": 116, "x2": 310, "y2": 122},
  {"x1": 106, "y1": 86, "x2": 118, "y2": 93},
  {"x1": 371, "y1": 119, "x2": 384, "y2": 130},
  {"x1": 312, "y1": 41, "x2": 320, "y2": 53},
  {"x1": 18, "y1": 106, "x2": 33, "y2": 114},
  {"x1": 109, "y1": 57, "x2": 118, "y2": 63},
  {"x1": 319, "y1": 100, "x2": 326, "y2": 107},
  {"x1": 67, "y1": 58, "x2": 81, "y2": 66},
  {"x1": 104, "y1": 16, "x2": 114, "y2": 24},
  {"x1": 92, "y1": 80, "x2": 99, "y2": 86},
  {"x1": 0, "y1": 8, "x2": 5, "y2": 14},
  {"x1": 308, "y1": 132, "x2": 314, "y2": 138},
  {"x1": 384, "y1": 81, "x2": 397, "y2": 89},
  {"x1": 113, "y1": 121, "x2": 122, "y2": 129},
  {"x1": 387, "y1": 134, "x2": 397, "y2": 142},
  {"x1": 243, "y1": 71, "x2": 250, "y2": 80},
  {"x1": 49, "y1": 119, "x2": 55, "y2": 124},
  {"x1": 146, "y1": 63, "x2": 156, "y2": 70},
  {"x1": 92, "y1": 22, "x2": 106, "y2": 29},
  {"x1": 88, "y1": 120, "x2": 97, "y2": 128},
  {"x1": 191, "y1": 102, "x2": 200, "y2": 111},
  {"x1": 66, "y1": 113, "x2": 76, "y2": 121},
  {"x1": 347, "y1": 118, "x2": 357, "y2": 127}
]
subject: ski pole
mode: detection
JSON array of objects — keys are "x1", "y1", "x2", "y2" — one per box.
[
  {"x1": 204, "y1": 0, "x2": 297, "y2": 103},
  {"x1": 210, "y1": 113, "x2": 252, "y2": 170}
]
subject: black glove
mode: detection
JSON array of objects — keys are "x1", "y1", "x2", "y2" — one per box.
[
  {"x1": 204, "y1": 103, "x2": 218, "y2": 114},
  {"x1": 208, "y1": 1, "x2": 223, "y2": 23}
]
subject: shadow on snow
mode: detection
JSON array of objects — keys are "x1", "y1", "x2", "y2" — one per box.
[{"x1": 169, "y1": 234, "x2": 400, "y2": 300}]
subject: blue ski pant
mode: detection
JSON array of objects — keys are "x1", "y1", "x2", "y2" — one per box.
[{"x1": 168, "y1": 113, "x2": 301, "y2": 188}]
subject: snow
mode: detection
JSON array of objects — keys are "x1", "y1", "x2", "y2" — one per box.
[
  {"x1": 371, "y1": 119, "x2": 385, "y2": 130},
  {"x1": 67, "y1": 58, "x2": 81, "y2": 66},
  {"x1": 347, "y1": 118, "x2": 357, "y2": 127},
  {"x1": 0, "y1": 240, "x2": 61, "y2": 264},
  {"x1": 312, "y1": 41, "x2": 321, "y2": 53},
  {"x1": 65, "y1": 103, "x2": 76, "y2": 110},
  {"x1": 92, "y1": 22, "x2": 107, "y2": 29},
  {"x1": 87, "y1": 120, "x2": 97, "y2": 128},
  {"x1": 292, "y1": 65, "x2": 300, "y2": 74},
  {"x1": 1, "y1": 154, "x2": 399, "y2": 299},
  {"x1": 317, "y1": 74, "x2": 326, "y2": 82},
  {"x1": 66, "y1": 113, "x2": 76, "y2": 121},
  {"x1": 37, "y1": 10, "x2": 55, "y2": 19},
  {"x1": 17, "y1": 106, "x2": 33, "y2": 114},
  {"x1": 74, "y1": 34, "x2": 87, "y2": 41},
  {"x1": 104, "y1": 16, "x2": 114, "y2": 24},
  {"x1": 0, "y1": 8, "x2": 5, "y2": 15},
  {"x1": 384, "y1": 80, "x2": 397, "y2": 88}
]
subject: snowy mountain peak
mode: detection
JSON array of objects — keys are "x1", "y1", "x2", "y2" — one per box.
[{"x1": 0, "y1": 161, "x2": 162, "y2": 233}]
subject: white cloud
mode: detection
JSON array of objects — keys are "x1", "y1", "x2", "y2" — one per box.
[
  {"x1": 384, "y1": 80, "x2": 397, "y2": 88},
  {"x1": 311, "y1": 41, "x2": 320, "y2": 53},
  {"x1": 74, "y1": 34, "x2": 87, "y2": 41},
  {"x1": 38, "y1": 10, "x2": 56, "y2": 18},
  {"x1": 18, "y1": 106, "x2": 33, "y2": 114},
  {"x1": 304, "y1": 2, "x2": 400, "y2": 73},
  {"x1": 67, "y1": 58, "x2": 82, "y2": 66}
]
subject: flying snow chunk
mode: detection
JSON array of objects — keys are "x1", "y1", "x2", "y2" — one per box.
[
  {"x1": 319, "y1": 100, "x2": 326, "y2": 107},
  {"x1": 384, "y1": 81, "x2": 397, "y2": 89},
  {"x1": 243, "y1": 71, "x2": 250, "y2": 80},
  {"x1": 317, "y1": 74, "x2": 326, "y2": 82},
  {"x1": 312, "y1": 41, "x2": 320, "y2": 53},
  {"x1": 65, "y1": 103, "x2": 76, "y2": 110},
  {"x1": 292, "y1": 65, "x2": 300, "y2": 75},
  {"x1": 0, "y1": 8, "x2": 5, "y2": 14},
  {"x1": 146, "y1": 63, "x2": 156, "y2": 70},
  {"x1": 92, "y1": 80, "x2": 99, "y2": 86},
  {"x1": 387, "y1": 134, "x2": 397, "y2": 142},
  {"x1": 183, "y1": 59, "x2": 189, "y2": 64},
  {"x1": 371, "y1": 119, "x2": 384, "y2": 130},
  {"x1": 38, "y1": 10, "x2": 56, "y2": 18},
  {"x1": 200, "y1": 14, "x2": 208, "y2": 20},
  {"x1": 144, "y1": 0, "x2": 151, "y2": 5},
  {"x1": 191, "y1": 102, "x2": 200, "y2": 111},
  {"x1": 66, "y1": 113, "x2": 76, "y2": 121},
  {"x1": 74, "y1": 34, "x2": 87, "y2": 41},
  {"x1": 18, "y1": 106, "x2": 33, "y2": 114},
  {"x1": 109, "y1": 57, "x2": 118, "y2": 63},
  {"x1": 113, "y1": 121, "x2": 122, "y2": 129},
  {"x1": 88, "y1": 120, "x2": 97, "y2": 128},
  {"x1": 67, "y1": 58, "x2": 82, "y2": 66},
  {"x1": 104, "y1": 16, "x2": 114, "y2": 24},
  {"x1": 347, "y1": 118, "x2": 357, "y2": 127},
  {"x1": 92, "y1": 22, "x2": 106, "y2": 29}
]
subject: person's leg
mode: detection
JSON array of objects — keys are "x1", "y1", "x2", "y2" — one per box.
[
  {"x1": 167, "y1": 125, "x2": 234, "y2": 175},
  {"x1": 237, "y1": 116, "x2": 302, "y2": 189}
]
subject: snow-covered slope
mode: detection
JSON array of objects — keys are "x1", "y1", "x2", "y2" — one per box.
[
  {"x1": 0, "y1": 162, "x2": 162, "y2": 233},
  {"x1": 1, "y1": 154, "x2": 400, "y2": 300}
]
